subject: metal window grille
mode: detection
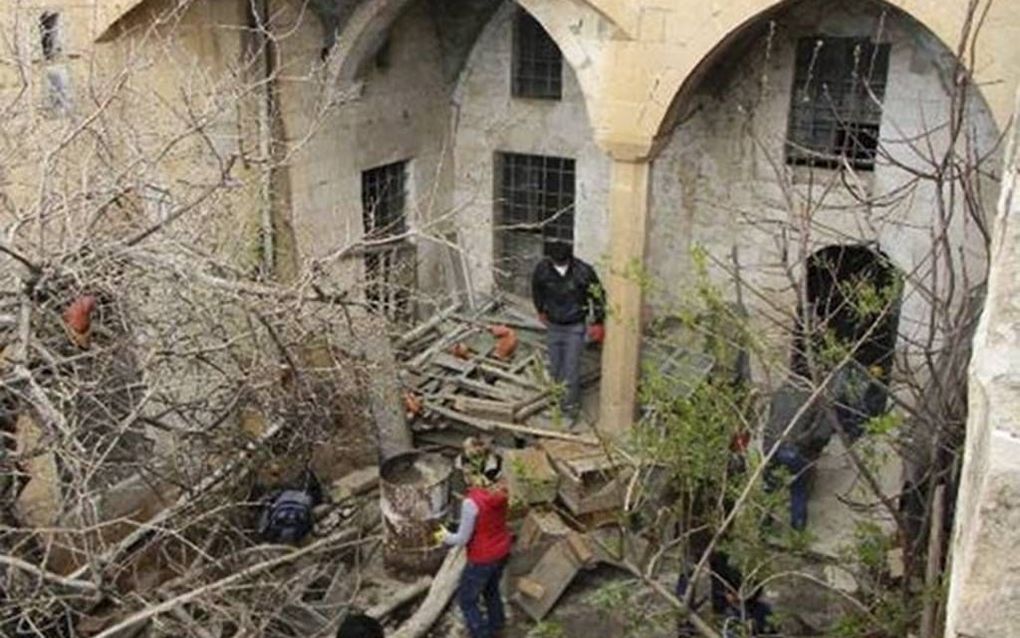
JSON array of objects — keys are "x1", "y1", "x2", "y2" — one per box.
[
  {"x1": 512, "y1": 9, "x2": 563, "y2": 100},
  {"x1": 494, "y1": 152, "x2": 575, "y2": 297},
  {"x1": 786, "y1": 37, "x2": 891, "y2": 171},
  {"x1": 39, "y1": 12, "x2": 60, "y2": 60},
  {"x1": 361, "y1": 161, "x2": 415, "y2": 322}
]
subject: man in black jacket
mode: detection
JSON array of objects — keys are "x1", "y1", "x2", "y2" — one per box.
[{"x1": 531, "y1": 242, "x2": 605, "y2": 421}]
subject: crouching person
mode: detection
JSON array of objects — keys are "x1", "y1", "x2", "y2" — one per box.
[
  {"x1": 763, "y1": 379, "x2": 833, "y2": 530},
  {"x1": 439, "y1": 439, "x2": 512, "y2": 638}
]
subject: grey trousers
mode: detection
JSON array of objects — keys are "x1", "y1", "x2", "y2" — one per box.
[{"x1": 547, "y1": 322, "x2": 586, "y2": 415}]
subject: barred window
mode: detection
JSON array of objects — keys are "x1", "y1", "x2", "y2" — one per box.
[
  {"x1": 512, "y1": 9, "x2": 563, "y2": 100},
  {"x1": 362, "y1": 160, "x2": 407, "y2": 238},
  {"x1": 786, "y1": 37, "x2": 891, "y2": 171},
  {"x1": 40, "y1": 12, "x2": 60, "y2": 60},
  {"x1": 362, "y1": 161, "x2": 415, "y2": 322},
  {"x1": 494, "y1": 152, "x2": 575, "y2": 296}
]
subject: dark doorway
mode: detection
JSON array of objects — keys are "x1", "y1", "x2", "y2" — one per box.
[
  {"x1": 792, "y1": 244, "x2": 902, "y2": 376},
  {"x1": 792, "y1": 245, "x2": 902, "y2": 438}
]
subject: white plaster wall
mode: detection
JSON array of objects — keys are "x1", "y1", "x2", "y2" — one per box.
[
  {"x1": 277, "y1": 0, "x2": 455, "y2": 292},
  {"x1": 646, "y1": 1, "x2": 1000, "y2": 371},
  {"x1": 452, "y1": 1, "x2": 611, "y2": 297}
]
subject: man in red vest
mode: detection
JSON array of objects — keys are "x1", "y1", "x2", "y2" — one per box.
[{"x1": 439, "y1": 438, "x2": 512, "y2": 638}]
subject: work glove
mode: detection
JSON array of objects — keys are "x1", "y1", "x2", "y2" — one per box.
[
  {"x1": 587, "y1": 323, "x2": 605, "y2": 344},
  {"x1": 432, "y1": 527, "x2": 448, "y2": 546}
]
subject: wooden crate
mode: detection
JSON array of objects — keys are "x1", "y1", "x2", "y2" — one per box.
[
  {"x1": 505, "y1": 447, "x2": 560, "y2": 505},
  {"x1": 512, "y1": 532, "x2": 597, "y2": 620},
  {"x1": 540, "y1": 440, "x2": 631, "y2": 516}
]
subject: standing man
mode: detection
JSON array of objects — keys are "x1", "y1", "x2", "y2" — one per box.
[
  {"x1": 531, "y1": 242, "x2": 606, "y2": 422},
  {"x1": 440, "y1": 439, "x2": 512, "y2": 638}
]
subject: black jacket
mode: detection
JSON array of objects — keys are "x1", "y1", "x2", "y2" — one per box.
[
  {"x1": 531, "y1": 257, "x2": 605, "y2": 326},
  {"x1": 763, "y1": 383, "x2": 833, "y2": 460}
]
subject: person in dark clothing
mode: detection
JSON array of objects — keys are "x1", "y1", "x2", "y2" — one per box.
[
  {"x1": 675, "y1": 552, "x2": 775, "y2": 637},
  {"x1": 531, "y1": 242, "x2": 605, "y2": 421},
  {"x1": 337, "y1": 613, "x2": 384, "y2": 638},
  {"x1": 830, "y1": 360, "x2": 889, "y2": 441},
  {"x1": 763, "y1": 379, "x2": 833, "y2": 530}
]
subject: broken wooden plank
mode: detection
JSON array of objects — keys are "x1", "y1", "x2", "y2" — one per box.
[
  {"x1": 565, "y1": 532, "x2": 595, "y2": 566},
  {"x1": 329, "y1": 466, "x2": 380, "y2": 501},
  {"x1": 453, "y1": 396, "x2": 516, "y2": 420},
  {"x1": 512, "y1": 539, "x2": 584, "y2": 621},
  {"x1": 517, "y1": 577, "x2": 546, "y2": 600},
  {"x1": 478, "y1": 363, "x2": 543, "y2": 390},
  {"x1": 449, "y1": 376, "x2": 520, "y2": 401},
  {"x1": 432, "y1": 352, "x2": 477, "y2": 374},
  {"x1": 396, "y1": 302, "x2": 460, "y2": 349},
  {"x1": 427, "y1": 404, "x2": 600, "y2": 445},
  {"x1": 424, "y1": 402, "x2": 494, "y2": 432}
]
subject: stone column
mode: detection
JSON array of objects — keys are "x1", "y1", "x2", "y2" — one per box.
[{"x1": 598, "y1": 156, "x2": 652, "y2": 436}]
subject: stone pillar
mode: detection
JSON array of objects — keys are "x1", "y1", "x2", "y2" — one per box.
[
  {"x1": 598, "y1": 156, "x2": 652, "y2": 436},
  {"x1": 944, "y1": 95, "x2": 1020, "y2": 637}
]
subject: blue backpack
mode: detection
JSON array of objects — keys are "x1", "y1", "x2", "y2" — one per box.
[{"x1": 258, "y1": 489, "x2": 314, "y2": 544}]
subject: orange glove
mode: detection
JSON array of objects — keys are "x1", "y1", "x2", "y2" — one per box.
[
  {"x1": 403, "y1": 392, "x2": 423, "y2": 419},
  {"x1": 490, "y1": 325, "x2": 519, "y2": 360},
  {"x1": 63, "y1": 295, "x2": 97, "y2": 348},
  {"x1": 587, "y1": 323, "x2": 605, "y2": 344}
]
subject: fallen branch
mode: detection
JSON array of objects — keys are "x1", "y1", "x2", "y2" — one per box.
[
  {"x1": 69, "y1": 416, "x2": 293, "y2": 582},
  {"x1": 616, "y1": 555, "x2": 721, "y2": 638},
  {"x1": 0, "y1": 554, "x2": 100, "y2": 593},
  {"x1": 92, "y1": 529, "x2": 379, "y2": 638},
  {"x1": 366, "y1": 575, "x2": 432, "y2": 620},
  {"x1": 389, "y1": 548, "x2": 466, "y2": 638}
]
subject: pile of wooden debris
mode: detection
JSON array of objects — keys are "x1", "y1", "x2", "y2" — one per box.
[{"x1": 395, "y1": 298, "x2": 602, "y2": 446}]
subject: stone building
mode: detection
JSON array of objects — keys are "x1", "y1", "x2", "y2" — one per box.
[{"x1": 2, "y1": 0, "x2": 1019, "y2": 634}]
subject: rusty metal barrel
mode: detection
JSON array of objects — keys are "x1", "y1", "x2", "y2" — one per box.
[{"x1": 380, "y1": 451, "x2": 453, "y2": 576}]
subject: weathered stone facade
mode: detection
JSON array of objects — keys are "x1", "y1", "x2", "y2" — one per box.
[
  {"x1": 2, "y1": 2, "x2": 1019, "y2": 632},
  {"x1": 945, "y1": 94, "x2": 1020, "y2": 638}
]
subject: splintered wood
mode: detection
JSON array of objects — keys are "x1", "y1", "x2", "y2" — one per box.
[{"x1": 397, "y1": 300, "x2": 599, "y2": 446}]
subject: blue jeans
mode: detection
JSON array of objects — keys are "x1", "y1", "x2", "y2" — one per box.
[
  {"x1": 547, "y1": 323, "x2": 586, "y2": 415},
  {"x1": 766, "y1": 445, "x2": 810, "y2": 530},
  {"x1": 458, "y1": 558, "x2": 507, "y2": 638}
]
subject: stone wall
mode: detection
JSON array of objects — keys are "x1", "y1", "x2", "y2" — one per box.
[
  {"x1": 944, "y1": 94, "x2": 1020, "y2": 638},
  {"x1": 646, "y1": 1, "x2": 1001, "y2": 364},
  {"x1": 452, "y1": 1, "x2": 611, "y2": 297},
  {"x1": 449, "y1": 0, "x2": 1000, "y2": 367},
  {"x1": 273, "y1": 0, "x2": 455, "y2": 292}
]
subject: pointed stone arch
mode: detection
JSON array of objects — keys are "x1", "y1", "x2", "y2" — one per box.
[
  {"x1": 329, "y1": 0, "x2": 611, "y2": 127},
  {"x1": 608, "y1": 0, "x2": 1020, "y2": 150}
]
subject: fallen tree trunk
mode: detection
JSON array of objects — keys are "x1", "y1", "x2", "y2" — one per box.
[
  {"x1": 366, "y1": 575, "x2": 432, "y2": 620},
  {"x1": 389, "y1": 548, "x2": 466, "y2": 638}
]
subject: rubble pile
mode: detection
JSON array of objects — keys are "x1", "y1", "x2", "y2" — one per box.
[{"x1": 395, "y1": 298, "x2": 601, "y2": 446}]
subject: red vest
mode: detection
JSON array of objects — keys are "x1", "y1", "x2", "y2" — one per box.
[{"x1": 466, "y1": 487, "x2": 512, "y2": 564}]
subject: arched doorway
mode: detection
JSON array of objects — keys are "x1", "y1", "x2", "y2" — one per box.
[
  {"x1": 795, "y1": 244, "x2": 901, "y2": 376},
  {"x1": 794, "y1": 244, "x2": 902, "y2": 437}
]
